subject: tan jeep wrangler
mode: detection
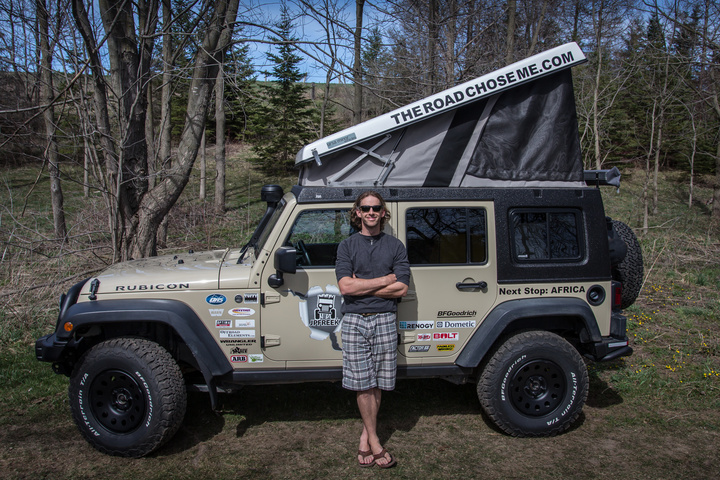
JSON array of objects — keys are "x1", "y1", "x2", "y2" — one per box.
[{"x1": 36, "y1": 43, "x2": 642, "y2": 457}]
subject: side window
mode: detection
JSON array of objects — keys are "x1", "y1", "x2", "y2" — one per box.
[
  {"x1": 510, "y1": 209, "x2": 582, "y2": 262},
  {"x1": 285, "y1": 209, "x2": 354, "y2": 267},
  {"x1": 406, "y1": 208, "x2": 487, "y2": 265}
]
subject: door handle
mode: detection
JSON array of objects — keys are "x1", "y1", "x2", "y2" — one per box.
[{"x1": 456, "y1": 281, "x2": 487, "y2": 291}]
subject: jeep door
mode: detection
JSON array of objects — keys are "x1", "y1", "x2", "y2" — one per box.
[
  {"x1": 395, "y1": 201, "x2": 498, "y2": 359},
  {"x1": 260, "y1": 205, "x2": 353, "y2": 364}
]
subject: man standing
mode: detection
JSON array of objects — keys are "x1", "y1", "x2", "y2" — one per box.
[{"x1": 335, "y1": 191, "x2": 410, "y2": 469}]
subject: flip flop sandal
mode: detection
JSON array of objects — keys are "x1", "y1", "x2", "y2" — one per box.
[
  {"x1": 373, "y1": 448, "x2": 397, "y2": 469},
  {"x1": 358, "y1": 449, "x2": 375, "y2": 468}
]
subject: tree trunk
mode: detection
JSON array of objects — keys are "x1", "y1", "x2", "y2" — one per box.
[
  {"x1": 505, "y1": 0, "x2": 517, "y2": 65},
  {"x1": 199, "y1": 129, "x2": 206, "y2": 199},
  {"x1": 37, "y1": 0, "x2": 67, "y2": 241},
  {"x1": 215, "y1": 66, "x2": 226, "y2": 214},
  {"x1": 131, "y1": 0, "x2": 240, "y2": 259},
  {"x1": 352, "y1": 0, "x2": 365, "y2": 125}
]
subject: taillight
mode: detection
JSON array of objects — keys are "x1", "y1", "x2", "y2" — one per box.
[{"x1": 612, "y1": 281, "x2": 623, "y2": 308}]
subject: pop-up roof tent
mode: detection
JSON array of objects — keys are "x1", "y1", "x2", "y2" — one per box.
[{"x1": 296, "y1": 43, "x2": 590, "y2": 188}]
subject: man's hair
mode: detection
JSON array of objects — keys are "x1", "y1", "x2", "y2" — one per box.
[{"x1": 350, "y1": 191, "x2": 390, "y2": 231}]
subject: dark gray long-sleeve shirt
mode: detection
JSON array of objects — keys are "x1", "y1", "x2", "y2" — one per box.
[{"x1": 335, "y1": 232, "x2": 410, "y2": 314}]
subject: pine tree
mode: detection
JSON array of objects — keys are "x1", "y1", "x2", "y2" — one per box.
[{"x1": 251, "y1": 5, "x2": 318, "y2": 175}]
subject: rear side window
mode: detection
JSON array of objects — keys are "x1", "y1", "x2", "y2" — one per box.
[
  {"x1": 510, "y1": 209, "x2": 582, "y2": 262},
  {"x1": 406, "y1": 208, "x2": 487, "y2": 265}
]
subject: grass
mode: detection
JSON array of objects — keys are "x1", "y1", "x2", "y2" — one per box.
[{"x1": 1, "y1": 157, "x2": 720, "y2": 478}]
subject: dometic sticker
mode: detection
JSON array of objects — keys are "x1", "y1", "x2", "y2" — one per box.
[
  {"x1": 417, "y1": 333, "x2": 431, "y2": 341},
  {"x1": 433, "y1": 332, "x2": 459, "y2": 341},
  {"x1": 244, "y1": 293, "x2": 259, "y2": 304},
  {"x1": 219, "y1": 330, "x2": 255, "y2": 339},
  {"x1": 234, "y1": 319, "x2": 255, "y2": 328},
  {"x1": 409, "y1": 345, "x2": 430, "y2": 353},
  {"x1": 209, "y1": 309, "x2": 224, "y2": 317},
  {"x1": 289, "y1": 285, "x2": 343, "y2": 344},
  {"x1": 437, "y1": 310, "x2": 476, "y2": 318},
  {"x1": 436, "y1": 344, "x2": 455, "y2": 352},
  {"x1": 399, "y1": 321, "x2": 434, "y2": 330},
  {"x1": 230, "y1": 355, "x2": 247, "y2": 363},
  {"x1": 215, "y1": 319, "x2": 232, "y2": 328},
  {"x1": 436, "y1": 320, "x2": 476, "y2": 328},
  {"x1": 206, "y1": 294, "x2": 227, "y2": 305},
  {"x1": 249, "y1": 354, "x2": 264, "y2": 363},
  {"x1": 115, "y1": 283, "x2": 189, "y2": 291},
  {"x1": 229, "y1": 307, "x2": 255, "y2": 316}
]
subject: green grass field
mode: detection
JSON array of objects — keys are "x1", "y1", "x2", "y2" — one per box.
[{"x1": 1, "y1": 153, "x2": 719, "y2": 479}]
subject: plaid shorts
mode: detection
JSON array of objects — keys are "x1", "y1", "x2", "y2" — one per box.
[{"x1": 341, "y1": 312, "x2": 398, "y2": 391}]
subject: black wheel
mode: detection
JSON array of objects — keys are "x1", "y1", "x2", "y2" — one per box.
[
  {"x1": 611, "y1": 220, "x2": 644, "y2": 309},
  {"x1": 477, "y1": 331, "x2": 588, "y2": 437},
  {"x1": 69, "y1": 338, "x2": 187, "y2": 457}
]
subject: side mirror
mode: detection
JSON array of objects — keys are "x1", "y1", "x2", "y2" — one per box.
[{"x1": 268, "y1": 246, "x2": 297, "y2": 287}]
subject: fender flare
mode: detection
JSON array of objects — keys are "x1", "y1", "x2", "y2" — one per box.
[
  {"x1": 57, "y1": 298, "x2": 231, "y2": 378},
  {"x1": 455, "y1": 297, "x2": 602, "y2": 368}
]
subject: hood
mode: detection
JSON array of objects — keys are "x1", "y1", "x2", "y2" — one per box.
[{"x1": 86, "y1": 249, "x2": 244, "y2": 295}]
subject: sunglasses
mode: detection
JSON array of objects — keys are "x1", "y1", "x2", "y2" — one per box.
[{"x1": 358, "y1": 204, "x2": 383, "y2": 212}]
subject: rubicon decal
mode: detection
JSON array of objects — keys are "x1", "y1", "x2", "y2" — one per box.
[
  {"x1": 116, "y1": 283, "x2": 189, "y2": 291},
  {"x1": 206, "y1": 294, "x2": 227, "y2": 305}
]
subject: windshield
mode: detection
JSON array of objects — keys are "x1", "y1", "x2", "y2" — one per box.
[{"x1": 238, "y1": 199, "x2": 287, "y2": 263}]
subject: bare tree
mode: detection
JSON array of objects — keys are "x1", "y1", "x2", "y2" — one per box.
[
  {"x1": 36, "y1": 0, "x2": 66, "y2": 241},
  {"x1": 71, "y1": 0, "x2": 240, "y2": 260}
]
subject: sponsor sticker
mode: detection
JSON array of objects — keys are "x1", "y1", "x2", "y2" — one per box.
[
  {"x1": 417, "y1": 333, "x2": 431, "y2": 341},
  {"x1": 409, "y1": 345, "x2": 430, "y2": 352},
  {"x1": 436, "y1": 344, "x2": 455, "y2": 352},
  {"x1": 436, "y1": 320, "x2": 476, "y2": 329},
  {"x1": 399, "y1": 320, "x2": 434, "y2": 330},
  {"x1": 229, "y1": 307, "x2": 256, "y2": 317},
  {"x1": 230, "y1": 355, "x2": 247, "y2": 363},
  {"x1": 209, "y1": 309, "x2": 224, "y2": 317},
  {"x1": 249, "y1": 354, "x2": 264, "y2": 363},
  {"x1": 219, "y1": 330, "x2": 255, "y2": 339},
  {"x1": 234, "y1": 295, "x2": 243, "y2": 303},
  {"x1": 437, "y1": 310, "x2": 477, "y2": 318},
  {"x1": 230, "y1": 347, "x2": 247, "y2": 354},
  {"x1": 206, "y1": 294, "x2": 227, "y2": 305},
  {"x1": 234, "y1": 319, "x2": 255, "y2": 328},
  {"x1": 215, "y1": 319, "x2": 232, "y2": 328},
  {"x1": 433, "y1": 332, "x2": 459, "y2": 341},
  {"x1": 244, "y1": 293, "x2": 259, "y2": 304}
]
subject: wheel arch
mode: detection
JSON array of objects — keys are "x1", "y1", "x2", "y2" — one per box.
[
  {"x1": 57, "y1": 298, "x2": 231, "y2": 381},
  {"x1": 456, "y1": 297, "x2": 602, "y2": 368}
]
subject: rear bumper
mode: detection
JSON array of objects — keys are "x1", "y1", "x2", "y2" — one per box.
[{"x1": 584, "y1": 310, "x2": 633, "y2": 361}]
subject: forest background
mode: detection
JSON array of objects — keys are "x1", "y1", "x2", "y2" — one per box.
[{"x1": 0, "y1": 0, "x2": 719, "y2": 263}]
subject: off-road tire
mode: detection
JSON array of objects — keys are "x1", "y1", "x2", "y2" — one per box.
[
  {"x1": 611, "y1": 220, "x2": 644, "y2": 309},
  {"x1": 477, "y1": 331, "x2": 589, "y2": 437},
  {"x1": 68, "y1": 338, "x2": 186, "y2": 457}
]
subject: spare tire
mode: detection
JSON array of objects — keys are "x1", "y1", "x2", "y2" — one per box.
[{"x1": 611, "y1": 220, "x2": 644, "y2": 309}]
